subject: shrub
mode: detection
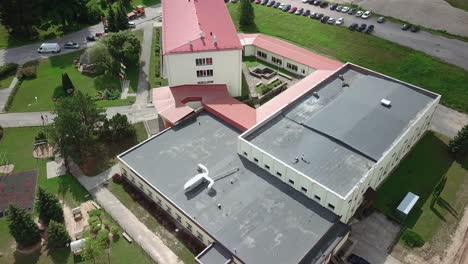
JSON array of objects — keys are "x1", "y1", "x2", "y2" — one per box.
[
  {"x1": 96, "y1": 229, "x2": 110, "y2": 247},
  {"x1": 17, "y1": 65, "x2": 37, "y2": 80},
  {"x1": 88, "y1": 215, "x2": 100, "y2": 225},
  {"x1": 35, "y1": 131, "x2": 46, "y2": 142},
  {"x1": 110, "y1": 226, "x2": 119, "y2": 236},
  {"x1": 102, "y1": 219, "x2": 110, "y2": 228},
  {"x1": 0, "y1": 63, "x2": 19, "y2": 78},
  {"x1": 401, "y1": 229, "x2": 425, "y2": 248},
  {"x1": 91, "y1": 221, "x2": 102, "y2": 233},
  {"x1": 112, "y1": 173, "x2": 123, "y2": 184},
  {"x1": 88, "y1": 209, "x2": 102, "y2": 218}
]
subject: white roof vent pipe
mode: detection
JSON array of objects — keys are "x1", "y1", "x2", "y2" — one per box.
[
  {"x1": 184, "y1": 164, "x2": 214, "y2": 192},
  {"x1": 200, "y1": 31, "x2": 205, "y2": 39},
  {"x1": 381, "y1": 99, "x2": 391, "y2": 107},
  {"x1": 213, "y1": 34, "x2": 217, "y2": 46}
]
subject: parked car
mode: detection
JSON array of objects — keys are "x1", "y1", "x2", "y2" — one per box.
[
  {"x1": 330, "y1": 4, "x2": 338, "y2": 10},
  {"x1": 410, "y1": 26, "x2": 420, "y2": 32},
  {"x1": 295, "y1": 8, "x2": 304, "y2": 15},
  {"x1": 361, "y1": 10, "x2": 372, "y2": 19},
  {"x1": 303, "y1": 9, "x2": 311, "y2": 16},
  {"x1": 365, "y1": 24, "x2": 374, "y2": 33},
  {"x1": 289, "y1": 6, "x2": 297, "y2": 13},
  {"x1": 279, "y1": 3, "x2": 286, "y2": 9},
  {"x1": 341, "y1": 6, "x2": 350, "y2": 13},
  {"x1": 274, "y1": 1, "x2": 281, "y2": 8},
  {"x1": 64, "y1": 41, "x2": 80, "y2": 49},
  {"x1": 327, "y1": 17, "x2": 336, "y2": 24},
  {"x1": 313, "y1": 0, "x2": 321, "y2": 6},
  {"x1": 282, "y1": 4, "x2": 291, "y2": 11},
  {"x1": 355, "y1": 10, "x2": 363, "y2": 17},
  {"x1": 37, "y1": 43, "x2": 61, "y2": 53},
  {"x1": 261, "y1": 0, "x2": 268, "y2": 5},
  {"x1": 310, "y1": 12, "x2": 317, "y2": 18},
  {"x1": 401, "y1": 24, "x2": 411, "y2": 30},
  {"x1": 319, "y1": 1, "x2": 328, "y2": 8},
  {"x1": 302, "y1": 0, "x2": 310, "y2": 3},
  {"x1": 377, "y1": 16, "x2": 385, "y2": 23},
  {"x1": 358, "y1": 23, "x2": 367, "y2": 32},
  {"x1": 336, "y1": 6, "x2": 342, "y2": 12},
  {"x1": 255, "y1": 0, "x2": 261, "y2": 4},
  {"x1": 316, "y1": 13, "x2": 324, "y2": 19},
  {"x1": 335, "y1": 17, "x2": 344, "y2": 25},
  {"x1": 127, "y1": 21, "x2": 136, "y2": 28},
  {"x1": 348, "y1": 8, "x2": 357, "y2": 15},
  {"x1": 347, "y1": 254, "x2": 370, "y2": 264},
  {"x1": 321, "y1": 15, "x2": 330, "y2": 23},
  {"x1": 348, "y1": 23, "x2": 358, "y2": 30},
  {"x1": 86, "y1": 35, "x2": 96, "y2": 41},
  {"x1": 267, "y1": 0, "x2": 276, "y2": 7}
]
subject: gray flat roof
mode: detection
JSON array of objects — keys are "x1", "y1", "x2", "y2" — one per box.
[
  {"x1": 120, "y1": 112, "x2": 346, "y2": 264},
  {"x1": 245, "y1": 66, "x2": 437, "y2": 197},
  {"x1": 197, "y1": 243, "x2": 231, "y2": 264}
]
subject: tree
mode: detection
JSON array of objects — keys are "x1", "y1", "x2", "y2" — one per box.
[
  {"x1": 47, "y1": 220, "x2": 70, "y2": 248},
  {"x1": 0, "y1": 0, "x2": 42, "y2": 37},
  {"x1": 104, "y1": 31, "x2": 141, "y2": 67},
  {"x1": 448, "y1": 124, "x2": 468, "y2": 158},
  {"x1": 115, "y1": 1, "x2": 129, "y2": 31},
  {"x1": 7, "y1": 204, "x2": 41, "y2": 248},
  {"x1": 62, "y1": 73, "x2": 75, "y2": 96},
  {"x1": 88, "y1": 43, "x2": 114, "y2": 74},
  {"x1": 49, "y1": 91, "x2": 105, "y2": 165},
  {"x1": 36, "y1": 187, "x2": 64, "y2": 224},
  {"x1": 82, "y1": 237, "x2": 104, "y2": 264},
  {"x1": 101, "y1": 113, "x2": 136, "y2": 142},
  {"x1": 239, "y1": 0, "x2": 255, "y2": 28},
  {"x1": 107, "y1": 4, "x2": 118, "y2": 32}
]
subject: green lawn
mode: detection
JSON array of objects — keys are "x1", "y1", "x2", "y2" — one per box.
[
  {"x1": 445, "y1": 0, "x2": 468, "y2": 12},
  {"x1": 8, "y1": 51, "x2": 135, "y2": 112},
  {"x1": 0, "y1": 127, "x2": 155, "y2": 263},
  {"x1": 149, "y1": 27, "x2": 168, "y2": 88},
  {"x1": 134, "y1": 122, "x2": 149, "y2": 143},
  {"x1": 375, "y1": 132, "x2": 468, "y2": 242},
  {"x1": 228, "y1": 4, "x2": 468, "y2": 113},
  {"x1": 108, "y1": 181, "x2": 196, "y2": 264},
  {"x1": 0, "y1": 74, "x2": 15, "y2": 89}
]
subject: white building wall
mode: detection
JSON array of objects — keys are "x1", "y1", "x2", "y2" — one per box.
[
  {"x1": 253, "y1": 47, "x2": 315, "y2": 76},
  {"x1": 165, "y1": 49, "x2": 242, "y2": 96}
]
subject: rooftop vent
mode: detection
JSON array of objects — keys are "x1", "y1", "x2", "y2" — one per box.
[
  {"x1": 213, "y1": 34, "x2": 217, "y2": 46},
  {"x1": 338, "y1": 74, "x2": 344, "y2": 81},
  {"x1": 312, "y1": 92, "x2": 319, "y2": 98},
  {"x1": 381, "y1": 99, "x2": 391, "y2": 107},
  {"x1": 200, "y1": 31, "x2": 205, "y2": 39}
]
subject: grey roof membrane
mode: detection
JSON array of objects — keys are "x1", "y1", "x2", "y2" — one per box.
[
  {"x1": 120, "y1": 112, "x2": 345, "y2": 264},
  {"x1": 197, "y1": 243, "x2": 232, "y2": 264},
  {"x1": 245, "y1": 68, "x2": 436, "y2": 197}
]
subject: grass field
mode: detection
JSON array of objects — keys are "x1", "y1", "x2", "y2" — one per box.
[
  {"x1": 0, "y1": 74, "x2": 15, "y2": 89},
  {"x1": 8, "y1": 49, "x2": 139, "y2": 112},
  {"x1": 149, "y1": 27, "x2": 168, "y2": 88},
  {"x1": 375, "y1": 132, "x2": 468, "y2": 242},
  {"x1": 0, "y1": 127, "x2": 155, "y2": 263},
  {"x1": 228, "y1": 4, "x2": 468, "y2": 113},
  {"x1": 445, "y1": 0, "x2": 468, "y2": 12}
]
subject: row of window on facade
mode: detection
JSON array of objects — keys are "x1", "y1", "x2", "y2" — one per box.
[
  {"x1": 196, "y1": 69, "x2": 213, "y2": 77},
  {"x1": 244, "y1": 151, "x2": 336, "y2": 211},
  {"x1": 256, "y1": 50, "x2": 300, "y2": 72},
  {"x1": 129, "y1": 174, "x2": 207, "y2": 243},
  {"x1": 195, "y1": 57, "x2": 213, "y2": 66}
]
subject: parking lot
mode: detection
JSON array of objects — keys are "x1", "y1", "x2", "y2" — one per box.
[
  {"x1": 244, "y1": 0, "x2": 468, "y2": 71},
  {"x1": 348, "y1": 211, "x2": 403, "y2": 264}
]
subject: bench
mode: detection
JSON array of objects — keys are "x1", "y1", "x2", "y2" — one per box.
[
  {"x1": 122, "y1": 232, "x2": 133, "y2": 243},
  {"x1": 91, "y1": 201, "x2": 101, "y2": 209}
]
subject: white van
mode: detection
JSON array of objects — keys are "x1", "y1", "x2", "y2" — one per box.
[{"x1": 37, "y1": 43, "x2": 61, "y2": 53}]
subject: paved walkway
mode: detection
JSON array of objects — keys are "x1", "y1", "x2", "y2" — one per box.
[
  {"x1": 68, "y1": 162, "x2": 182, "y2": 264},
  {"x1": 135, "y1": 23, "x2": 154, "y2": 108},
  {"x1": 431, "y1": 104, "x2": 468, "y2": 139}
]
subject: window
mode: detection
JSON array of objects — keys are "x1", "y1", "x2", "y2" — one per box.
[
  {"x1": 314, "y1": 195, "x2": 321, "y2": 201},
  {"x1": 301, "y1": 69, "x2": 305, "y2": 74},
  {"x1": 130, "y1": 175, "x2": 135, "y2": 183},
  {"x1": 243, "y1": 151, "x2": 248, "y2": 157},
  {"x1": 197, "y1": 80, "x2": 214, "y2": 84},
  {"x1": 156, "y1": 197, "x2": 162, "y2": 205},
  {"x1": 195, "y1": 57, "x2": 213, "y2": 66},
  {"x1": 265, "y1": 164, "x2": 270, "y2": 170},
  {"x1": 257, "y1": 51, "x2": 267, "y2": 59},
  {"x1": 196, "y1": 69, "x2": 213, "y2": 77},
  {"x1": 138, "y1": 182, "x2": 143, "y2": 189},
  {"x1": 288, "y1": 179, "x2": 294, "y2": 185},
  {"x1": 187, "y1": 223, "x2": 192, "y2": 232},
  {"x1": 147, "y1": 190, "x2": 152, "y2": 197},
  {"x1": 301, "y1": 187, "x2": 307, "y2": 193},
  {"x1": 166, "y1": 205, "x2": 172, "y2": 214},
  {"x1": 271, "y1": 56, "x2": 282, "y2": 65},
  {"x1": 121, "y1": 169, "x2": 128, "y2": 177},
  {"x1": 348, "y1": 199, "x2": 352, "y2": 204},
  {"x1": 196, "y1": 231, "x2": 204, "y2": 242},
  {"x1": 176, "y1": 214, "x2": 182, "y2": 223},
  {"x1": 254, "y1": 158, "x2": 259, "y2": 163},
  {"x1": 286, "y1": 62, "x2": 298, "y2": 72},
  {"x1": 328, "y1": 204, "x2": 335, "y2": 210},
  {"x1": 276, "y1": 172, "x2": 282, "y2": 177}
]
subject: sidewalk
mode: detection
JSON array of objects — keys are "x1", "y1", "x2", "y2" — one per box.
[{"x1": 68, "y1": 162, "x2": 182, "y2": 264}]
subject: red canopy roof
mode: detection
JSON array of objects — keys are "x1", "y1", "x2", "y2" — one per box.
[{"x1": 162, "y1": 0, "x2": 242, "y2": 55}]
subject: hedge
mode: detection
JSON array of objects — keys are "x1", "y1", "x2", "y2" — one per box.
[
  {"x1": 401, "y1": 229, "x2": 425, "y2": 248},
  {"x1": 0, "y1": 63, "x2": 18, "y2": 78}
]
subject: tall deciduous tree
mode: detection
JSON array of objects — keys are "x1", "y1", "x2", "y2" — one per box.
[
  {"x1": 239, "y1": 0, "x2": 255, "y2": 28},
  {"x1": 47, "y1": 220, "x2": 70, "y2": 248},
  {"x1": 105, "y1": 31, "x2": 141, "y2": 66},
  {"x1": 49, "y1": 91, "x2": 105, "y2": 165},
  {"x1": 0, "y1": 0, "x2": 41, "y2": 37},
  {"x1": 107, "y1": 4, "x2": 118, "y2": 32},
  {"x1": 36, "y1": 187, "x2": 64, "y2": 224},
  {"x1": 82, "y1": 237, "x2": 104, "y2": 264},
  {"x1": 115, "y1": 1, "x2": 129, "y2": 31},
  {"x1": 101, "y1": 113, "x2": 136, "y2": 142},
  {"x1": 448, "y1": 124, "x2": 468, "y2": 157},
  {"x1": 7, "y1": 204, "x2": 41, "y2": 248}
]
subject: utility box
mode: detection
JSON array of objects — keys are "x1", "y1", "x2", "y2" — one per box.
[{"x1": 396, "y1": 192, "x2": 419, "y2": 220}]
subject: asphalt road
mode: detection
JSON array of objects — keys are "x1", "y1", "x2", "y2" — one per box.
[
  {"x1": 0, "y1": 4, "x2": 162, "y2": 66},
  {"x1": 261, "y1": 0, "x2": 468, "y2": 71}
]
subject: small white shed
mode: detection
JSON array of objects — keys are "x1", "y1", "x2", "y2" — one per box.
[
  {"x1": 70, "y1": 238, "x2": 87, "y2": 255},
  {"x1": 396, "y1": 192, "x2": 419, "y2": 219}
]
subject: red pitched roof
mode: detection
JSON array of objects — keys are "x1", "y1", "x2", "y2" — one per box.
[
  {"x1": 239, "y1": 34, "x2": 343, "y2": 70},
  {"x1": 153, "y1": 85, "x2": 256, "y2": 131},
  {"x1": 162, "y1": 0, "x2": 242, "y2": 55}
]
